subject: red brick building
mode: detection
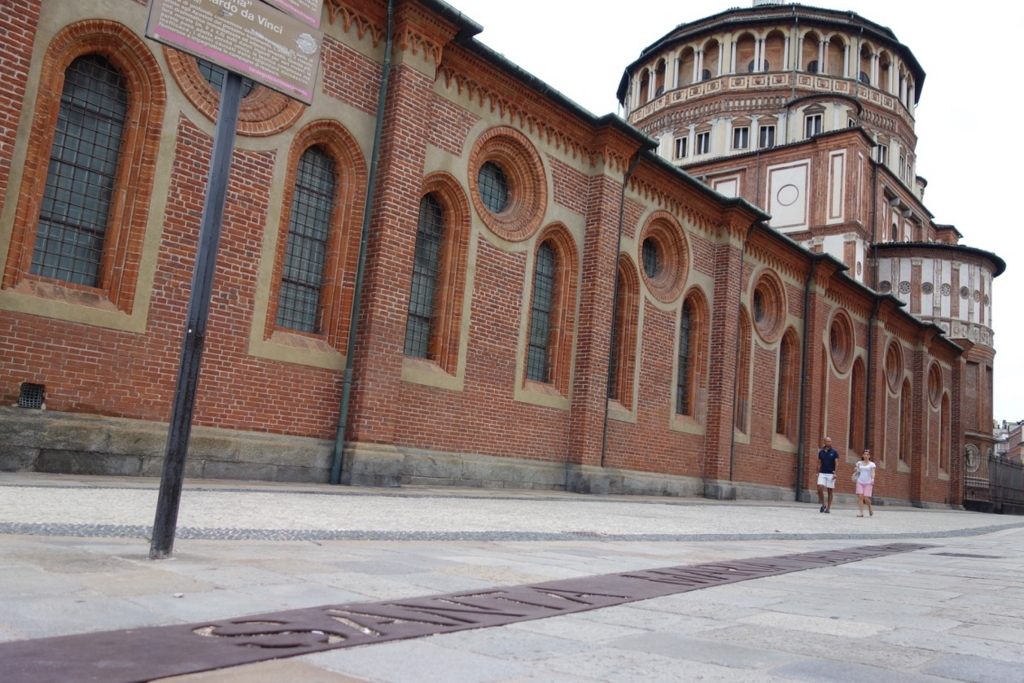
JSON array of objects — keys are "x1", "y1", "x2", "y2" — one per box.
[{"x1": 0, "y1": 0, "x2": 1003, "y2": 506}]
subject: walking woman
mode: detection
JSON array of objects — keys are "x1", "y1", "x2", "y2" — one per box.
[{"x1": 855, "y1": 449, "x2": 876, "y2": 517}]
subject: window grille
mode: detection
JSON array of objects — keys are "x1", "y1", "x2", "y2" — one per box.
[
  {"x1": 676, "y1": 301, "x2": 693, "y2": 415},
  {"x1": 642, "y1": 238, "x2": 661, "y2": 279},
  {"x1": 608, "y1": 281, "x2": 625, "y2": 400},
  {"x1": 526, "y1": 241, "x2": 556, "y2": 382},
  {"x1": 477, "y1": 162, "x2": 509, "y2": 213},
  {"x1": 753, "y1": 289, "x2": 766, "y2": 324},
  {"x1": 196, "y1": 59, "x2": 257, "y2": 98},
  {"x1": 404, "y1": 194, "x2": 444, "y2": 358},
  {"x1": 277, "y1": 145, "x2": 336, "y2": 333},
  {"x1": 18, "y1": 383, "x2": 44, "y2": 409},
  {"x1": 31, "y1": 55, "x2": 128, "y2": 287}
]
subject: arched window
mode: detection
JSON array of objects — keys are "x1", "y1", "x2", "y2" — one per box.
[
  {"x1": 638, "y1": 71, "x2": 651, "y2": 105},
  {"x1": 678, "y1": 48, "x2": 695, "y2": 87},
  {"x1": 849, "y1": 358, "x2": 866, "y2": 453},
  {"x1": 940, "y1": 394, "x2": 950, "y2": 472},
  {"x1": 276, "y1": 146, "x2": 336, "y2": 333},
  {"x1": 704, "y1": 40, "x2": 720, "y2": 78},
  {"x1": 404, "y1": 193, "x2": 445, "y2": 358},
  {"x1": 900, "y1": 379, "x2": 912, "y2": 464},
  {"x1": 776, "y1": 329, "x2": 799, "y2": 438},
  {"x1": 526, "y1": 241, "x2": 557, "y2": 382},
  {"x1": 828, "y1": 36, "x2": 845, "y2": 76},
  {"x1": 735, "y1": 309, "x2": 752, "y2": 432},
  {"x1": 677, "y1": 299, "x2": 693, "y2": 415},
  {"x1": 30, "y1": 55, "x2": 129, "y2": 288},
  {"x1": 608, "y1": 257, "x2": 639, "y2": 409},
  {"x1": 802, "y1": 33, "x2": 820, "y2": 72},
  {"x1": 676, "y1": 292, "x2": 708, "y2": 418},
  {"x1": 5, "y1": 23, "x2": 166, "y2": 318},
  {"x1": 402, "y1": 173, "x2": 471, "y2": 374},
  {"x1": 524, "y1": 225, "x2": 578, "y2": 395}
]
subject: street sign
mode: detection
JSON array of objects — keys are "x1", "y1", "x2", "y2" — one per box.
[
  {"x1": 261, "y1": 0, "x2": 324, "y2": 29},
  {"x1": 146, "y1": 0, "x2": 323, "y2": 105}
]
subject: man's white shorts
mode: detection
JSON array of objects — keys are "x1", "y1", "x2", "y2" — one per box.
[{"x1": 817, "y1": 473, "x2": 836, "y2": 489}]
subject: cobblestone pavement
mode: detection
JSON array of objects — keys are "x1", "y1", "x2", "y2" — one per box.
[{"x1": 2, "y1": 472, "x2": 1023, "y2": 682}]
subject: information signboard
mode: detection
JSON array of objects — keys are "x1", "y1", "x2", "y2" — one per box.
[
  {"x1": 146, "y1": 0, "x2": 323, "y2": 104},
  {"x1": 261, "y1": 0, "x2": 324, "y2": 29}
]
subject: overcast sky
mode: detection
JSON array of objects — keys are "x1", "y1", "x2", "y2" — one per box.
[{"x1": 446, "y1": 0, "x2": 1024, "y2": 424}]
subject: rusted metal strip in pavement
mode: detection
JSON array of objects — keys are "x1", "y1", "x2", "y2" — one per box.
[{"x1": 0, "y1": 542, "x2": 932, "y2": 683}]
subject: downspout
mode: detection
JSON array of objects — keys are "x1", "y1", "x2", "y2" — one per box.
[
  {"x1": 865, "y1": 158, "x2": 881, "y2": 453},
  {"x1": 728, "y1": 220, "x2": 759, "y2": 483},
  {"x1": 599, "y1": 150, "x2": 643, "y2": 469},
  {"x1": 330, "y1": 0, "x2": 395, "y2": 485},
  {"x1": 794, "y1": 255, "x2": 821, "y2": 502}
]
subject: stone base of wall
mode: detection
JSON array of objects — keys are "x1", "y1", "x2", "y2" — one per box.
[
  {"x1": 0, "y1": 407, "x2": 333, "y2": 483},
  {"x1": 3, "y1": 408, "x2": 948, "y2": 507}
]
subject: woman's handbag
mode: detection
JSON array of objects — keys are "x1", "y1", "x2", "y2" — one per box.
[{"x1": 851, "y1": 467, "x2": 860, "y2": 483}]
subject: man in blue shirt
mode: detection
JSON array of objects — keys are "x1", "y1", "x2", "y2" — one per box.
[{"x1": 817, "y1": 436, "x2": 840, "y2": 513}]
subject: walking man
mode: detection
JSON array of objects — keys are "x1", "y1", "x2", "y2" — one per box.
[{"x1": 817, "y1": 436, "x2": 840, "y2": 513}]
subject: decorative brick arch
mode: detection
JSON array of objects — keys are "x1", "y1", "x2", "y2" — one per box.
[
  {"x1": 265, "y1": 120, "x2": 367, "y2": 351},
  {"x1": 164, "y1": 47, "x2": 305, "y2": 138},
  {"x1": 3, "y1": 20, "x2": 166, "y2": 314},
  {"x1": 524, "y1": 223, "x2": 579, "y2": 396}
]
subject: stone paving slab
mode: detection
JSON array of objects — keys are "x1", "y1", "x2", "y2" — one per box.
[{"x1": 1, "y1": 473, "x2": 1023, "y2": 682}]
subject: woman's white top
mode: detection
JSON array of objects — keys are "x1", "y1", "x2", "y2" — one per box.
[{"x1": 856, "y1": 461, "x2": 876, "y2": 483}]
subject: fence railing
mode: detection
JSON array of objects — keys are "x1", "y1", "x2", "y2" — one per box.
[{"x1": 989, "y1": 454, "x2": 1024, "y2": 512}]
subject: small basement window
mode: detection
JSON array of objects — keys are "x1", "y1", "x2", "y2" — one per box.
[{"x1": 19, "y1": 383, "x2": 44, "y2": 409}]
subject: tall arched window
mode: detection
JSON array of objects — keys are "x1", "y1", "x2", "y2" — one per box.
[
  {"x1": 676, "y1": 293, "x2": 707, "y2": 418},
  {"x1": 608, "y1": 257, "x2": 639, "y2": 409},
  {"x1": 276, "y1": 145, "x2": 336, "y2": 333},
  {"x1": 849, "y1": 358, "x2": 866, "y2": 453},
  {"x1": 900, "y1": 379, "x2": 912, "y2": 465},
  {"x1": 677, "y1": 300, "x2": 693, "y2": 415},
  {"x1": 4, "y1": 23, "x2": 165, "y2": 319},
  {"x1": 940, "y1": 394, "x2": 950, "y2": 472},
  {"x1": 526, "y1": 241, "x2": 556, "y2": 382},
  {"x1": 735, "y1": 309, "x2": 752, "y2": 432},
  {"x1": 404, "y1": 193, "x2": 445, "y2": 358},
  {"x1": 523, "y1": 225, "x2": 578, "y2": 395},
  {"x1": 776, "y1": 329, "x2": 799, "y2": 438},
  {"x1": 31, "y1": 55, "x2": 129, "y2": 288}
]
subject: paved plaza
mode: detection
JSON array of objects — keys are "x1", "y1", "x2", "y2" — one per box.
[{"x1": 2, "y1": 472, "x2": 1023, "y2": 682}]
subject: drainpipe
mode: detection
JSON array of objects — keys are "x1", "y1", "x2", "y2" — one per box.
[
  {"x1": 865, "y1": 158, "x2": 881, "y2": 454},
  {"x1": 728, "y1": 220, "x2": 759, "y2": 483},
  {"x1": 330, "y1": 0, "x2": 395, "y2": 485},
  {"x1": 794, "y1": 255, "x2": 823, "y2": 502},
  {"x1": 599, "y1": 150, "x2": 643, "y2": 469}
]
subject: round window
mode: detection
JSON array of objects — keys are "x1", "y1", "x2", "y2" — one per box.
[
  {"x1": 828, "y1": 311, "x2": 854, "y2": 372},
  {"x1": 928, "y1": 363, "x2": 942, "y2": 406},
  {"x1": 477, "y1": 161, "x2": 510, "y2": 214},
  {"x1": 750, "y1": 271, "x2": 786, "y2": 342},
  {"x1": 637, "y1": 212, "x2": 688, "y2": 303},
  {"x1": 885, "y1": 341, "x2": 904, "y2": 391}
]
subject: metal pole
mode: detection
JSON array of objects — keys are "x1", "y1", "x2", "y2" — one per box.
[{"x1": 150, "y1": 71, "x2": 243, "y2": 559}]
